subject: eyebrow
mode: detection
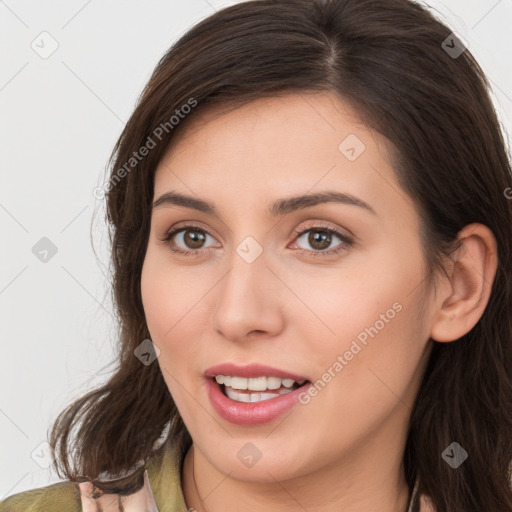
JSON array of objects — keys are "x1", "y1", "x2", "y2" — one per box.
[{"x1": 152, "y1": 190, "x2": 377, "y2": 217}]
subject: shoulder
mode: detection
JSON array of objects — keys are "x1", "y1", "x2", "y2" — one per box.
[
  {"x1": 0, "y1": 440, "x2": 189, "y2": 512},
  {"x1": 0, "y1": 480, "x2": 81, "y2": 512}
]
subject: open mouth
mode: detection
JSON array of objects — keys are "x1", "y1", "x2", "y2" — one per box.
[{"x1": 212, "y1": 376, "x2": 311, "y2": 403}]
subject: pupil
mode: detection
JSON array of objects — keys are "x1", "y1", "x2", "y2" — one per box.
[
  {"x1": 185, "y1": 230, "x2": 205, "y2": 249},
  {"x1": 310, "y1": 231, "x2": 330, "y2": 250}
]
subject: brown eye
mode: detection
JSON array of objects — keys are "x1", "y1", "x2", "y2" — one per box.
[
  {"x1": 295, "y1": 228, "x2": 341, "y2": 251},
  {"x1": 306, "y1": 230, "x2": 333, "y2": 251},
  {"x1": 160, "y1": 226, "x2": 217, "y2": 255},
  {"x1": 292, "y1": 225, "x2": 354, "y2": 258},
  {"x1": 180, "y1": 229, "x2": 207, "y2": 249}
]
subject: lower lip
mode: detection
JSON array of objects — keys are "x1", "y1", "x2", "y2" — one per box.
[{"x1": 206, "y1": 378, "x2": 310, "y2": 426}]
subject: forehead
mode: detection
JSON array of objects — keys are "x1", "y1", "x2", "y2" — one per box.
[
  {"x1": 152, "y1": 92, "x2": 411, "y2": 225},
  {"x1": 163, "y1": 92, "x2": 379, "y2": 157}
]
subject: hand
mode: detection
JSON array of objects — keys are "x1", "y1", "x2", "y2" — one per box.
[{"x1": 78, "y1": 470, "x2": 159, "y2": 512}]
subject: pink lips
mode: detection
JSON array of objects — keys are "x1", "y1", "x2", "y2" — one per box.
[{"x1": 204, "y1": 363, "x2": 311, "y2": 426}]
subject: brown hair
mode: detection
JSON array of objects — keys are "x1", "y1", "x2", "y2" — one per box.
[{"x1": 49, "y1": 0, "x2": 512, "y2": 510}]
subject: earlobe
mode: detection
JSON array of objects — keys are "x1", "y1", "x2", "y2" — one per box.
[{"x1": 430, "y1": 223, "x2": 498, "y2": 343}]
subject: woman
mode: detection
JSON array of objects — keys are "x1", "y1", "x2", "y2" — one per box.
[{"x1": 2, "y1": 0, "x2": 511, "y2": 511}]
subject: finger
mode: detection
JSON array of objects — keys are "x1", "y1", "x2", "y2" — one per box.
[
  {"x1": 118, "y1": 470, "x2": 159, "y2": 512},
  {"x1": 78, "y1": 481, "x2": 123, "y2": 512},
  {"x1": 77, "y1": 471, "x2": 159, "y2": 512}
]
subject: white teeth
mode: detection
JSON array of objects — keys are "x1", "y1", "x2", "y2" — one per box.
[
  {"x1": 224, "y1": 386, "x2": 294, "y2": 403},
  {"x1": 214, "y1": 375, "x2": 308, "y2": 392},
  {"x1": 230, "y1": 376, "x2": 248, "y2": 390},
  {"x1": 259, "y1": 392, "x2": 282, "y2": 401},
  {"x1": 266, "y1": 377, "x2": 282, "y2": 390},
  {"x1": 232, "y1": 391, "x2": 251, "y2": 403},
  {"x1": 281, "y1": 378, "x2": 295, "y2": 388},
  {"x1": 248, "y1": 376, "x2": 267, "y2": 391}
]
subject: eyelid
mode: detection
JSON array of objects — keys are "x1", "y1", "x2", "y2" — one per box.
[
  {"x1": 161, "y1": 221, "x2": 219, "y2": 241},
  {"x1": 159, "y1": 219, "x2": 355, "y2": 257},
  {"x1": 289, "y1": 222, "x2": 354, "y2": 256},
  {"x1": 291, "y1": 219, "x2": 353, "y2": 239}
]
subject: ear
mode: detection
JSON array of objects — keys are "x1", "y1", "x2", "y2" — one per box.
[{"x1": 430, "y1": 223, "x2": 498, "y2": 343}]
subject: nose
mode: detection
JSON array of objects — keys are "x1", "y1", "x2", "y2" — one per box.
[{"x1": 210, "y1": 245, "x2": 285, "y2": 342}]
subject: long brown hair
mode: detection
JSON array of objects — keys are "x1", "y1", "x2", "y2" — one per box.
[{"x1": 49, "y1": 0, "x2": 512, "y2": 510}]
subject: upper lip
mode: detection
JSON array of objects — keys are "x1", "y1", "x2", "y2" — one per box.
[{"x1": 205, "y1": 363, "x2": 310, "y2": 382}]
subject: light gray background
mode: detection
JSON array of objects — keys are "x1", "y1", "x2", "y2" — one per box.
[{"x1": 1, "y1": 0, "x2": 511, "y2": 499}]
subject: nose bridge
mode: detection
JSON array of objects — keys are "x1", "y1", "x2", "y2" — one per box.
[
  {"x1": 219, "y1": 237, "x2": 272, "y2": 307},
  {"x1": 210, "y1": 235, "x2": 283, "y2": 339}
]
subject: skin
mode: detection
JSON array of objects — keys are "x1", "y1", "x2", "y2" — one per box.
[{"x1": 140, "y1": 92, "x2": 498, "y2": 512}]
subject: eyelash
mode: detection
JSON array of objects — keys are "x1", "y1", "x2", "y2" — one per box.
[{"x1": 158, "y1": 223, "x2": 354, "y2": 258}]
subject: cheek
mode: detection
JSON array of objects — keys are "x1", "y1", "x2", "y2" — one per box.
[
  {"x1": 141, "y1": 256, "x2": 200, "y2": 409},
  {"x1": 294, "y1": 240, "x2": 427, "y2": 389},
  {"x1": 140, "y1": 252, "x2": 216, "y2": 409},
  {"x1": 311, "y1": 297, "x2": 427, "y2": 455},
  {"x1": 289, "y1": 243, "x2": 421, "y2": 340},
  {"x1": 141, "y1": 251, "x2": 208, "y2": 343}
]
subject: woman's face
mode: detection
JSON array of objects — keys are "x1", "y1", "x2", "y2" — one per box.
[{"x1": 141, "y1": 92, "x2": 435, "y2": 482}]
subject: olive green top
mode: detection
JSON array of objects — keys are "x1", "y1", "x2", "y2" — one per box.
[{"x1": 0, "y1": 441, "x2": 189, "y2": 512}]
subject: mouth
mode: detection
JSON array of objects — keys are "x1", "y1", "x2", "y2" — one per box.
[
  {"x1": 213, "y1": 375, "x2": 311, "y2": 403},
  {"x1": 204, "y1": 363, "x2": 313, "y2": 424}
]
